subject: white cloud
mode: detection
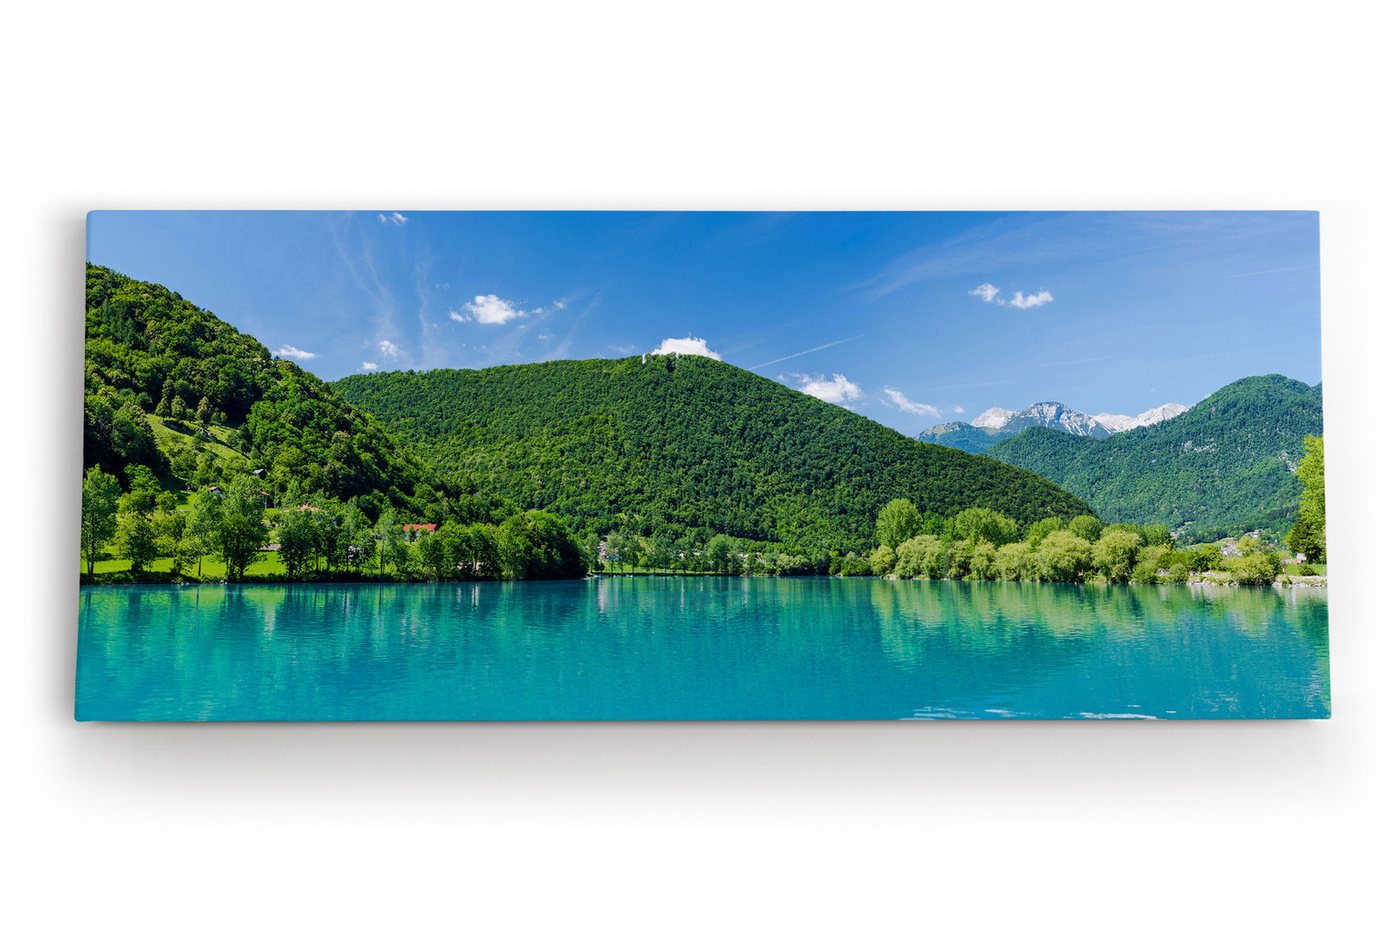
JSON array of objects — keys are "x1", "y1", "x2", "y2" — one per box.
[
  {"x1": 954, "y1": 405, "x2": 966, "y2": 414},
  {"x1": 275, "y1": 345, "x2": 317, "y2": 361},
  {"x1": 377, "y1": 212, "x2": 408, "y2": 225},
  {"x1": 650, "y1": 336, "x2": 721, "y2": 360},
  {"x1": 360, "y1": 361, "x2": 379, "y2": 371},
  {"x1": 378, "y1": 339, "x2": 402, "y2": 357},
  {"x1": 798, "y1": 373, "x2": 861, "y2": 404},
  {"x1": 451, "y1": 294, "x2": 539, "y2": 325},
  {"x1": 553, "y1": 299, "x2": 567, "y2": 310},
  {"x1": 970, "y1": 283, "x2": 1001, "y2": 303},
  {"x1": 882, "y1": 387, "x2": 940, "y2": 417},
  {"x1": 969, "y1": 282, "x2": 1054, "y2": 309},
  {"x1": 1007, "y1": 289, "x2": 1054, "y2": 309}
]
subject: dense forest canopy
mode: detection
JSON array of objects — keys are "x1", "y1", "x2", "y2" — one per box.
[
  {"x1": 335, "y1": 355, "x2": 1093, "y2": 554},
  {"x1": 83, "y1": 264, "x2": 445, "y2": 513},
  {"x1": 984, "y1": 375, "x2": 1324, "y2": 540}
]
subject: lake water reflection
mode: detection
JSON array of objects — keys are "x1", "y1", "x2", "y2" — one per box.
[{"x1": 76, "y1": 578, "x2": 1329, "y2": 720}]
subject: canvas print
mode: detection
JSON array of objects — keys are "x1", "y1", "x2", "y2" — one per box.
[{"x1": 77, "y1": 211, "x2": 1328, "y2": 720}]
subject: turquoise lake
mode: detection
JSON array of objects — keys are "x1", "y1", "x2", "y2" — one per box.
[{"x1": 75, "y1": 578, "x2": 1330, "y2": 721}]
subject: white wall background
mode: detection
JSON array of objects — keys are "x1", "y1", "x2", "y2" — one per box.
[{"x1": 3, "y1": 2, "x2": 1396, "y2": 932}]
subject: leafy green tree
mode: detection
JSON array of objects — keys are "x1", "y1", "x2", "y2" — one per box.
[
  {"x1": 1035, "y1": 530, "x2": 1092, "y2": 582},
  {"x1": 213, "y1": 475, "x2": 267, "y2": 580},
  {"x1": 172, "y1": 530, "x2": 202, "y2": 578},
  {"x1": 495, "y1": 516, "x2": 534, "y2": 579},
  {"x1": 940, "y1": 538, "x2": 975, "y2": 579},
  {"x1": 1024, "y1": 516, "x2": 1062, "y2": 548},
  {"x1": 1141, "y1": 523, "x2": 1172, "y2": 547},
  {"x1": 187, "y1": 488, "x2": 220, "y2": 578},
  {"x1": 1194, "y1": 544, "x2": 1225, "y2": 571},
  {"x1": 373, "y1": 508, "x2": 406, "y2": 576},
  {"x1": 154, "y1": 505, "x2": 186, "y2": 558},
  {"x1": 1224, "y1": 550, "x2": 1282, "y2": 585},
  {"x1": 994, "y1": 542, "x2": 1036, "y2": 581},
  {"x1": 416, "y1": 532, "x2": 450, "y2": 580},
  {"x1": 116, "y1": 507, "x2": 158, "y2": 573},
  {"x1": 1067, "y1": 514, "x2": 1103, "y2": 542},
  {"x1": 341, "y1": 506, "x2": 376, "y2": 573},
  {"x1": 704, "y1": 534, "x2": 740, "y2": 574},
  {"x1": 1287, "y1": 435, "x2": 1325, "y2": 562},
  {"x1": 949, "y1": 507, "x2": 1019, "y2": 546},
  {"x1": 875, "y1": 499, "x2": 923, "y2": 550},
  {"x1": 81, "y1": 467, "x2": 122, "y2": 575},
  {"x1": 456, "y1": 523, "x2": 502, "y2": 578},
  {"x1": 123, "y1": 464, "x2": 161, "y2": 512},
  {"x1": 1163, "y1": 561, "x2": 1192, "y2": 584},
  {"x1": 1092, "y1": 528, "x2": 1143, "y2": 583},
  {"x1": 277, "y1": 507, "x2": 320, "y2": 579},
  {"x1": 1130, "y1": 544, "x2": 1171, "y2": 584},
  {"x1": 967, "y1": 541, "x2": 998, "y2": 579},
  {"x1": 869, "y1": 544, "x2": 896, "y2": 577},
  {"x1": 834, "y1": 552, "x2": 872, "y2": 576},
  {"x1": 893, "y1": 535, "x2": 941, "y2": 578}
]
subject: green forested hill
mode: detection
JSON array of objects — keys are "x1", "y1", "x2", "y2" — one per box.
[
  {"x1": 984, "y1": 375, "x2": 1323, "y2": 539},
  {"x1": 83, "y1": 264, "x2": 444, "y2": 510},
  {"x1": 335, "y1": 356, "x2": 1092, "y2": 553}
]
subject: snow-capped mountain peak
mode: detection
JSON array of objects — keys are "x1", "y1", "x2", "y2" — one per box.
[
  {"x1": 1012, "y1": 402, "x2": 1112, "y2": 438},
  {"x1": 971, "y1": 406, "x2": 1015, "y2": 429},
  {"x1": 1092, "y1": 403, "x2": 1188, "y2": 432}
]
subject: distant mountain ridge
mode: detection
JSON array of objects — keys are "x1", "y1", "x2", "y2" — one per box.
[
  {"x1": 983, "y1": 375, "x2": 1322, "y2": 539},
  {"x1": 917, "y1": 399, "x2": 1188, "y2": 452}
]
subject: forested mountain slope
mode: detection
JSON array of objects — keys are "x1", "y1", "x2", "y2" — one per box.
[
  {"x1": 336, "y1": 355, "x2": 1092, "y2": 553},
  {"x1": 83, "y1": 265, "x2": 444, "y2": 510},
  {"x1": 984, "y1": 375, "x2": 1323, "y2": 539}
]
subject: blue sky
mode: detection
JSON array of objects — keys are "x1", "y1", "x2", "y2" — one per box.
[{"x1": 87, "y1": 210, "x2": 1321, "y2": 435}]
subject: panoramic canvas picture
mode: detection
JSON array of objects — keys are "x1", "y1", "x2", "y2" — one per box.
[{"x1": 77, "y1": 211, "x2": 1328, "y2": 720}]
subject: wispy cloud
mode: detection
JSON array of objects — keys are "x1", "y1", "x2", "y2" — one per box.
[
  {"x1": 451, "y1": 294, "x2": 541, "y2": 325},
  {"x1": 608, "y1": 343, "x2": 636, "y2": 355},
  {"x1": 360, "y1": 361, "x2": 379, "y2": 371},
  {"x1": 329, "y1": 215, "x2": 409, "y2": 368},
  {"x1": 796, "y1": 373, "x2": 861, "y2": 405},
  {"x1": 275, "y1": 345, "x2": 317, "y2": 361},
  {"x1": 650, "y1": 336, "x2": 720, "y2": 360},
  {"x1": 882, "y1": 387, "x2": 940, "y2": 417},
  {"x1": 378, "y1": 339, "x2": 402, "y2": 357},
  {"x1": 1008, "y1": 289, "x2": 1053, "y2": 309},
  {"x1": 378, "y1": 212, "x2": 408, "y2": 226},
  {"x1": 970, "y1": 283, "x2": 1054, "y2": 309},
  {"x1": 751, "y1": 334, "x2": 865, "y2": 370},
  {"x1": 553, "y1": 299, "x2": 567, "y2": 310}
]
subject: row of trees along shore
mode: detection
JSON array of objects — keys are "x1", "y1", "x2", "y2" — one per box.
[
  {"x1": 860, "y1": 502, "x2": 1316, "y2": 586},
  {"x1": 81, "y1": 466, "x2": 586, "y2": 583},
  {"x1": 80, "y1": 436, "x2": 1325, "y2": 586}
]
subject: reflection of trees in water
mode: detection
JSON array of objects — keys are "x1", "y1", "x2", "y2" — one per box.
[
  {"x1": 77, "y1": 581, "x2": 1330, "y2": 720},
  {"x1": 860, "y1": 580, "x2": 1329, "y2": 716}
]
